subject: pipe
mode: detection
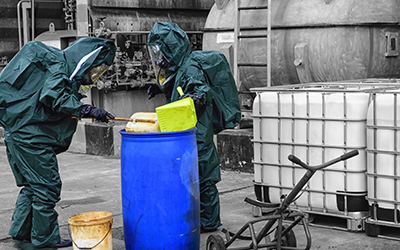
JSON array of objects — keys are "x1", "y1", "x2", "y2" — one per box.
[
  {"x1": 31, "y1": 0, "x2": 35, "y2": 41},
  {"x1": 17, "y1": 0, "x2": 30, "y2": 49},
  {"x1": 22, "y1": 1, "x2": 31, "y2": 46},
  {"x1": 17, "y1": 0, "x2": 63, "y2": 49},
  {"x1": 267, "y1": 0, "x2": 271, "y2": 87},
  {"x1": 17, "y1": 0, "x2": 22, "y2": 49}
]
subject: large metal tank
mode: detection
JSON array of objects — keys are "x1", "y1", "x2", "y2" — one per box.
[
  {"x1": 90, "y1": 0, "x2": 214, "y2": 32},
  {"x1": 203, "y1": 0, "x2": 400, "y2": 110}
]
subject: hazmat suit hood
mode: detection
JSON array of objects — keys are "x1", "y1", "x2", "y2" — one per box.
[
  {"x1": 147, "y1": 22, "x2": 191, "y2": 91},
  {"x1": 64, "y1": 37, "x2": 116, "y2": 85},
  {"x1": 0, "y1": 37, "x2": 116, "y2": 152}
]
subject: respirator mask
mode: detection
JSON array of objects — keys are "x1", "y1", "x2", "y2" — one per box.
[
  {"x1": 78, "y1": 63, "x2": 109, "y2": 94},
  {"x1": 148, "y1": 45, "x2": 172, "y2": 89}
]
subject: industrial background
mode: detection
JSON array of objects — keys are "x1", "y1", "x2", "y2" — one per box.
[{"x1": 1, "y1": 0, "x2": 400, "y2": 240}]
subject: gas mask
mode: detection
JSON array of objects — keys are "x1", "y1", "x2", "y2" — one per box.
[
  {"x1": 78, "y1": 63, "x2": 109, "y2": 94},
  {"x1": 89, "y1": 63, "x2": 109, "y2": 83},
  {"x1": 78, "y1": 84, "x2": 92, "y2": 95},
  {"x1": 148, "y1": 45, "x2": 172, "y2": 89}
]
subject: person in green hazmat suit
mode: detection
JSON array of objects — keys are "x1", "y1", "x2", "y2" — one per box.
[
  {"x1": 0, "y1": 37, "x2": 117, "y2": 248},
  {"x1": 147, "y1": 22, "x2": 241, "y2": 232}
]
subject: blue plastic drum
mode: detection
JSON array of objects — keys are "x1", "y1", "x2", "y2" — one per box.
[{"x1": 120, "y1": 128, "x2": 200, "y2": 250}]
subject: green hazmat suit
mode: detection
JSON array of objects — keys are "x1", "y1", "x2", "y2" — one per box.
[
  {"x1": 0, "y1": 37, "x2": 116, "y2": 248},
  {"x1": 148, "y1": 22, "x2": 241, "y2": 230}
]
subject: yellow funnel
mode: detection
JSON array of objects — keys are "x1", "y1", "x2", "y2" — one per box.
[{"x1": 156, "y1": 97, "x2": 197, "y2": 132}]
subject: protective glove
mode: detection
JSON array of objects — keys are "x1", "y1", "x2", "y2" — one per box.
[
  {"x1": 179, "y1": 93, "x2": 205, "y2": 111},
  {"x1": 147, "y1": 84, "x2": 162, "y2": 99},
  {"x1": 78, "y1": 104, "x2": 115, "y2": 122}
]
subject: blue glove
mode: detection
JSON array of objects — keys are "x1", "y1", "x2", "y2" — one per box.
[
  {"x1": 78, "y1": 104, "x2": 115, "y2": 122},
  {"x1": 179, "y1": 93, "x2": 205, "y2": 110},
  {"x1": 147, "y1": 84, "x2": 163, "y2": 99}
]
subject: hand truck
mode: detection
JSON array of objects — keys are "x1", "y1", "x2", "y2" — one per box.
[{"x1": 206, "y1": 150, "x2": 359, "y2": 250}]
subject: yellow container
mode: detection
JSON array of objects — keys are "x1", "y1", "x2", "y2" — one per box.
[
  {"x1": 68, "y1": 211, "x2": 113, "y2": 250},
  {"x1": 156, "y1": 97, "x2": 197, "y2": 132},
  {"x1": 125, "y1": 112, "x2": 160, "y2": 133}
]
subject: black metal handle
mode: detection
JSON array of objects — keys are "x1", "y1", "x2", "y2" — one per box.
[
  {"x1": 340, "y1": 149, "x2": 359, "y2": 161},
  {"x1": 288, "y1": 154, "x2": 311, "y2": 170},
  {"x1": 288, "y1": 149, "x2": 360, "y2": 171},
  {"x1": 288, "y1": 154, "x2": 303, "y2": 166}
]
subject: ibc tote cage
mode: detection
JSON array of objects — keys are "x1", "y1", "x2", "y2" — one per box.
[
  {"x1": 250, "y1": 80, "x2": 400, "y2": 232},
  {"x1": 365, "y1": 88, "x2": 400, "y2": 237}
]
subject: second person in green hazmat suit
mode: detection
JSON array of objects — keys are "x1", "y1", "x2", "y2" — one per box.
[
  {"x1": 0, "y1": 37, "x2": 116, "y2": 248},
  {"x1": 147, "y1": 22, "x2": 241, "y2": 232}
]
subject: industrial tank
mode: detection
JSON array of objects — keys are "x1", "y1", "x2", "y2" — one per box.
[
  {"x1": 203, "y1": 0, "x2": 400, "y2": 110},
  {"x1": 90, "y1": 0, "x2": 214, "y2": 32}
]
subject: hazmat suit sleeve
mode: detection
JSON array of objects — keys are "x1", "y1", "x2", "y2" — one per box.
[
  {"x1": 39, "y1": 72, "x2": 82, "y2": 116},
  {"x1": 174, "y1": 73, "x2": 211, "y2": 117}
]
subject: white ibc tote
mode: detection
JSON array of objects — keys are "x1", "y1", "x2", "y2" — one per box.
[{"x1": 251, "y1": 81, "x2": 399, "y2": 230}]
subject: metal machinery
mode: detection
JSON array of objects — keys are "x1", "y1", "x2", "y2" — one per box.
[
  {"x1": 87, "y1": 0, "x2": 213, "y2": 116},
  {"x1": 87, "y1": 1, "x2": 206, "y2": 91},
  {"x1": 94, "y1": 30, "x2": 203, "y2": 92},
  {"x1": 79, "y1": 0, "x2": 212, "y2": 116}
]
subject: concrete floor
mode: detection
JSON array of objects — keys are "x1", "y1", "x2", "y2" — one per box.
[{"x1": 0, "y1": 142, "x2": 400, "y2": 249}]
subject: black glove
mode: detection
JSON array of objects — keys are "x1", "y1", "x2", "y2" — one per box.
[
  {"x1": 147, "y1": 84, "x2": 162, "y2": 99},
  {"x1": 179, "y1": 93, "x2": 205, "y2": 110},
  {"x1": 78, "y1": 104, "x2": 115, "y2": 122}
]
